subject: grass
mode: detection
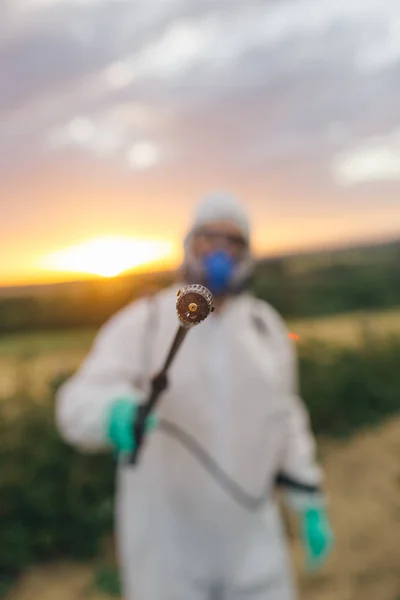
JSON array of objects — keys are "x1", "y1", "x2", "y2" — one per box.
[
  {"x1": 0, "y1": 327, "x2": 96, "y2": 358},
  {"x1": 289, "y1": 306, "x2": 400, "y2": 347},
  {"x1": 0, "y1": 328, "x2": 96, "y2": 400},
  {"x1": 0, "y1": 307, "x2": 399, "y2": 401},
  {"x1": 0, "y1": 306, "x2": 399, "y2": 359}
]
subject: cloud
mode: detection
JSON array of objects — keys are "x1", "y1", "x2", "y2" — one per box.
[
  {"x1": 126, "y1": 141, "x2": 162, "y2": 170},
  {"x1": 0, "y1": 0, "x2": 400, "y2": 193},
  {"x1": 331, "y1": 129, "x2": 400, "y2": 185}
]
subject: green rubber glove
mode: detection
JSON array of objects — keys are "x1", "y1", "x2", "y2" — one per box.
[
  {"x1": 300, "y1": 506, "x2": 335, "y2": 572},
  {"x1": 106, "y1": 397, "x2": 158, "y2": 454}
]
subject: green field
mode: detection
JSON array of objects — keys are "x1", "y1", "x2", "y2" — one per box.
[
  {"x1": 1, "y1": 306, "x2": 399, "y2": 358},
  {"x1": 0, "y1": 327, "x2": 96, "y2": 358},
  {"x1": 0, "y1": 306, "x2": 399, "y2": 400},
  {"x1": 289, "y1": 306, "x2": 400, "y2": 346}
]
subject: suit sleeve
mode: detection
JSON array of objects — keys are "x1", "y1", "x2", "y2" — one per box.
[
  {"x1": 260, "y1": 302, "x2": 327, "y2": 510},
  {"x1": 55, "y1": 299, "x2": 149, "y2": 453}
]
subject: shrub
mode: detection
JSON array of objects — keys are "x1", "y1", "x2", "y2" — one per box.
[
  {"x1": 0, "y1": 392, "x2": 115, "y2": 594},
  {"x1": 299, "y1": 335, "x2": 400, "y2": 437}
]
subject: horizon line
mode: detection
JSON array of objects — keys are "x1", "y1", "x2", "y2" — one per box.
[{"x1": 1, "y1": 232, "x2": 399, "y2": 292}]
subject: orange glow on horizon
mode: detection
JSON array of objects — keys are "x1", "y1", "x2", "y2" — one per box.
[
  {"x1": 35, "y1": 236, "x2": 176, "y2": 279},
  {"x1": 1, "y1": 207, "x2": 399, "y2": 288}
]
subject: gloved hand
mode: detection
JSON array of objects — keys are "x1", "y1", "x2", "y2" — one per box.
[
  {"x1": 300, "y1": 506, "x2": 335, "y2": 572},
  {"x1": 106, "y1": 397, "x2": 158, "y2": 453}
]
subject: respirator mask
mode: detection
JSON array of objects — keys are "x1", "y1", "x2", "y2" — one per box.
[{"x1": 181, "y1": 236, "x2": 255, "y2": 297}]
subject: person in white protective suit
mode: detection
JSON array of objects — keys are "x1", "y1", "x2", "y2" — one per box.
[{"x1": 55, "y1": 192, "x2": 335, "y2": 600}]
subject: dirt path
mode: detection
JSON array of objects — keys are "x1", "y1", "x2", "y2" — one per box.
[
  {"x1": 296, "y1": 416, "x2": 400, "y2": 600},
  {"x1": 7, "y1": 417, "x2": 400, "y2": 600}
]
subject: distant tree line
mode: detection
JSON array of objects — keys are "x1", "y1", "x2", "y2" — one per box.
[
  {"x1": 0, "y1": 241, "x2": 399, "y2": 335},
  {"x1": 253, "y1": 255, "x2": 400, "y2": 318},
  {"x1": 0, "y1": 272, "x2": 175, "y2": 335}
]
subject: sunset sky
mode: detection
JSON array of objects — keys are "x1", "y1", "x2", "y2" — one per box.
[{"x1": 1, "y1": 0, "x2": 400, "y2": 286}]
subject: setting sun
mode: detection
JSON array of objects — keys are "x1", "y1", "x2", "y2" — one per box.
[{"x1": 37, "y1": 236, "x2": 174, "y2": 278}]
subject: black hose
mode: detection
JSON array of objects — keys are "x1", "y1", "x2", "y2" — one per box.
[{"x1": 156, "y1": 418, "x2": 321, "y2": 513}]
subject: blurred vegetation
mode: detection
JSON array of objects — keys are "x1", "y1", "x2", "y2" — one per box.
[
  {"x1": 1, "y1": 335, "x2": 400, "y2": 595},
  {"x1": 253, "y1": 239, "x2": 400, "y2": 318},
  {"x1": 0, "y1": 270, "x2": 175, "y2": 335},
  {"x1": 0, "y1": 379, "x2": 115, "y2": 596},
  {"x1": 0, "y1": 382, "x2": 114, "y2": 596}
]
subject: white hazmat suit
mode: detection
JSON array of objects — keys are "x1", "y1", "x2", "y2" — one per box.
[
  {"x1": 56, "y1": 192, "x2": 328, "y2": 599},
  {"x1": 56, "y1": 286, "x2": 324, "y2": 600}
]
